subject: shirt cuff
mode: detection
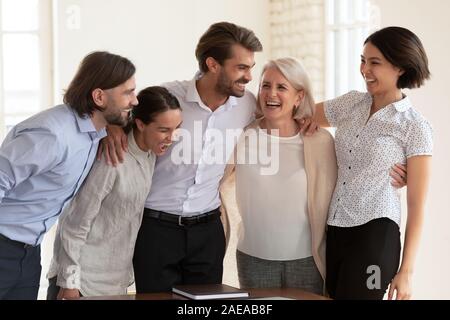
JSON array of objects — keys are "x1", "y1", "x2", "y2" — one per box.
[{"x1": 57, "y1": 265, "x2": 81, "y2": 290}]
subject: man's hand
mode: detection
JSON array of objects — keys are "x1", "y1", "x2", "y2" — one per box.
[
  {"x1": 96, "y1": 125, "x2": 128, "y2": 166},
  {"x1": 297, "y1": 118, "x2": 319, "y2": 136},
  {"x1": 390, "y1": 163, "x2": 407, "y2": 188},
  {"x1": 57, "y1": 288, "x2": 81, "y2": 300}
]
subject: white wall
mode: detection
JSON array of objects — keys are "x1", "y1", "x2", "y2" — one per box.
[
  {"x1": 53, "y1": 0, "x2": 270, "y2": 100},
  {"x1": 372, "y1": 0, "x2": 450, "y2": 299}
]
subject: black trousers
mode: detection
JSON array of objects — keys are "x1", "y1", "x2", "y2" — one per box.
[
  {"x1": 326, "y1": 218, "x2": 401, "y2": 300},
  {"x1": 132, "y1": 208, "x2": 226, "y2": 293},
  {"x1": 0, "y1": 234, "x2": 41, "y2": 300},
  {"x1": 46, "y1": 276, "x2": 60, "y2": 300}
]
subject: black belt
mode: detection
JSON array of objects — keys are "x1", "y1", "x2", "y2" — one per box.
[
  {"x1": 143, "y1": 208, "x2": 220, "y2": 226},
  {"x1": 0, "y1": 233, "x2": 36, "y2": 249}
]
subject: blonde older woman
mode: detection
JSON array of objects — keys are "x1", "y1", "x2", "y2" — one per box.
[{"x1": 220, "y1": 57, "x2": 337, "y2": 294}]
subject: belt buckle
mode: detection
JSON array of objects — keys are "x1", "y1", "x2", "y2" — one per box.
[{"x1": 178, "y1": 215, "x2": 184, "y2": 227}]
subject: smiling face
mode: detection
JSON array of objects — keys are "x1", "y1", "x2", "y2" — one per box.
[
  {"x1": 135, "y1": 108, "x2": 183, "y2": 156},
  {"x1": 258, "y1": 66, "x2": 303, "y2": 122},
  {"x1": 360, "y1": 42, "x2": 404, "y2": 97},
  {"x1": 102, "y1": 76, "x2": 139, "y2": 126},
  {"x1": 215, "y1": 44, "x2": 255, "y2": 98}
]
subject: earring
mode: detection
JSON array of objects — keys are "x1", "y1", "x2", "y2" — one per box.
[{"x1": 292, "y1": 105, "x2": 299, "y2": 117}]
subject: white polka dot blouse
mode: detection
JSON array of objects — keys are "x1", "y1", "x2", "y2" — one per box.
[{"x1": 324, "y1": 91, "x2": 433, "y2": 228}]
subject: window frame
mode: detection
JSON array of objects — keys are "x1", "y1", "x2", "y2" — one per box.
[
  {"x1": 0, "y1": 0, "x2": 53, "y2": 139},
  {"x1": 324, "y1": 0, "x2": 372, "y2": 100}
]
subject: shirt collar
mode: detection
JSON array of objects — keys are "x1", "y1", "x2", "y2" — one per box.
[
  {"x1": 186, "y1": 76, "x2": 203, "y2": 104},
  {"x1": 127, "y1": 130, "x2": 153, "y2": 167},
  {"x1": 73, "y1": 110, "x2": 97, "y2": 133},
  {"x1": 224, "y1": 96, "x2": 238, "y2": 112},
  {"x1": 392, "y1": 94, "x2": 412, "y2": 113},
  {"x1": 71, "y1": 107, "x2": 107, "y2": 139},
  {"x1": 185, "y1": 72, "x2": 239, "y2": 112},
  {"x1": 366, "y1": 93, "x2": 412, "y2": 113}
]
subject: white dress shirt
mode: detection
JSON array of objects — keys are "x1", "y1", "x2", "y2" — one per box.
[
  {"x1": 324, "y1": 91, "x2": 433, "y2": 228},
  {"x1": 146, "y1": 75, "x2": 256, "y2": 216}
]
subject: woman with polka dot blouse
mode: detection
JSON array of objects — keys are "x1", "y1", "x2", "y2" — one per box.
[{"x1": 313, "y1": 27, "x2": 433, "y2": 300}]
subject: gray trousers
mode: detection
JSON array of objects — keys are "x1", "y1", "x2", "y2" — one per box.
[{"x1": 236, "y1": 250, "x2": 323, "y2": 295}]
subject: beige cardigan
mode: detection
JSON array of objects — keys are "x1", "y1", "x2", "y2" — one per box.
[{"x1": 219, "y1": 120, "x2": 337, "y2": 280}]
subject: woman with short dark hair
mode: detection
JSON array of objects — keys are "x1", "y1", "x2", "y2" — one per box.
[{"x1": 313, "y1": 26, "x2": 433, "y2": 300}]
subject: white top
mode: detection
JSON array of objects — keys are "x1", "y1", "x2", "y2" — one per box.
[
  {"x1": 146, "y1": 74, "x2": 256, "y2": 216},
  {"x1": 324, "y1": 91, "x2": 433, "y2": 228},
  {"x1": 48, "y1": 131, "x2": 156, "y2": 296},
  {"x1": 235, "y1": 127, "x2": 312, "y2": 260}
]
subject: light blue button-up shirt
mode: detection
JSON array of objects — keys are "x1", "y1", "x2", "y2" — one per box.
[{"x1": 0, "y1": 105, "x2": 106, "y2": 245}]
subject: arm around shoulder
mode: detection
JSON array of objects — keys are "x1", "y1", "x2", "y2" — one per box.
[{"x1": 313, "y1": 103, "x2": 331, "y2": 128}]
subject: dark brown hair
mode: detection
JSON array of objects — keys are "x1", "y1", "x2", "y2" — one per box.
[
  {"x1": 129, "y1": 86, "x2": 181, "y2": 131},
  {"x1": 195, "y1": 21, "x2": 263, "y2": 73},
  {"x1": 64, "y1": 51, "x2": 136, "y2": 117},
  {"x1": 364, "y1": 26, "x2": 430, "y2": 89}
]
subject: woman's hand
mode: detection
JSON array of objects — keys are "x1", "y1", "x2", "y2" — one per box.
[
  {"x1": 57, "y1": 288, "x2": 81, "y2": 300},
  {"x1": 96, "y1": 125, "x2": 128, "y2": 166},
  {"x1": 388, "y1": 271, "x2": 413, "y2": 300}
]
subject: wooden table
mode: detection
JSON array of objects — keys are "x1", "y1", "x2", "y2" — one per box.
[{"x1": 79, "y1": 287, "x2": 329, "y2": 300}]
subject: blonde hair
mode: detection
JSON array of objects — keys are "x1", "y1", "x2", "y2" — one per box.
[{"x1": 256, "y1": 57, "x2": 315, "y2": 119}]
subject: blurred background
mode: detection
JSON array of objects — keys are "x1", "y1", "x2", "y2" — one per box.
[{"x1": 0, "y1": 0, "x2": 449, "y2": 299}]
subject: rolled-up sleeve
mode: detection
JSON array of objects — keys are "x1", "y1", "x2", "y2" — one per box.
[
  {"x1": 324, "y1": 91, "x2": 367, "y2": 127},
  {"x1": 406, "y1": 118, "x2": 433, "y2": 158}
]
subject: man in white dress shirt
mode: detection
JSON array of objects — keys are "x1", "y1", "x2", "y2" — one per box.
[{"x1": 103, "y1": 22, "x2": 263, "y2": 292}]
